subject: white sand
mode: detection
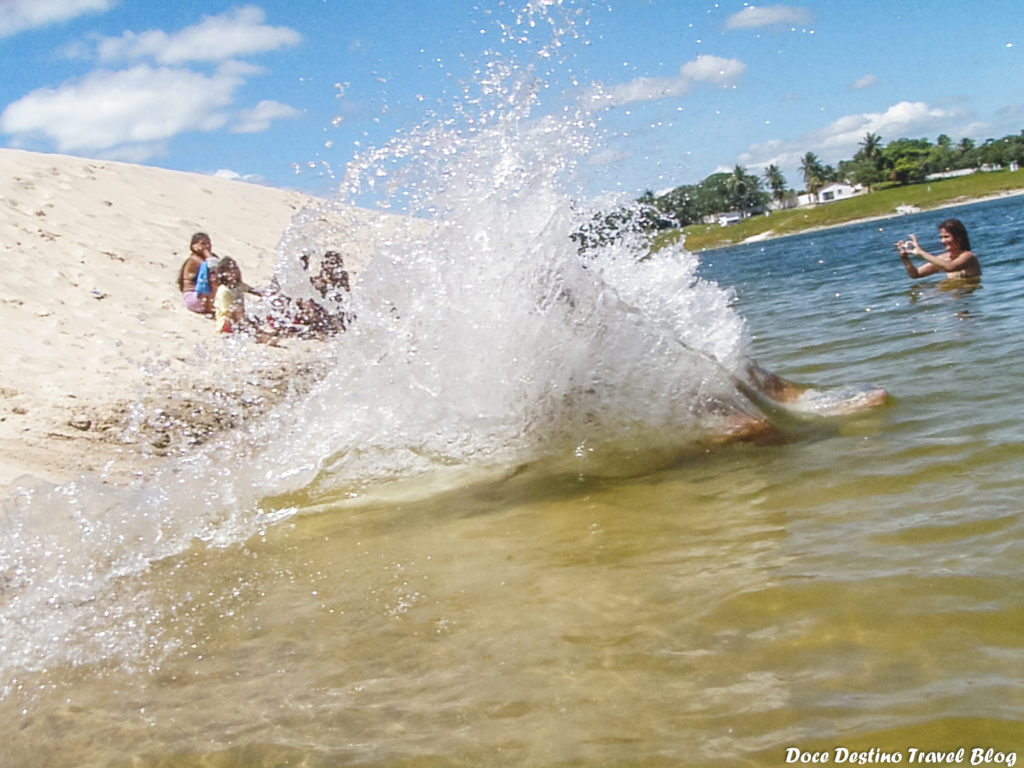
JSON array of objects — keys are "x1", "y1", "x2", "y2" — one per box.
[{"x1": 0, "y1": 148, "x2": 375, "y2": 489}]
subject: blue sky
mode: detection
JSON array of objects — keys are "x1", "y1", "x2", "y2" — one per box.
[{"x1": 1, "y1": 1, "x2": 1021, "y2": 200}]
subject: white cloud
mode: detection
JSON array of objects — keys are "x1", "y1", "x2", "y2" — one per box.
[
  {"x1": 850, "y1": 74, "x2": 879, "y2": 90},
  {"x1": 680, "y1": 56, "x2": 745, "y2": 85},
  {"x1": 213, "y1": 168, "x2": 265, "y2": 183},
  {"x1": 724, "y1": 5, "x2": 814, "y2": 31},
  {"x1": 959, "y1": 121, "x2": 991, "y2": 139},
  {"x1": 0, "y1": 64, "x2": 248, "y2": 159},
  {"x1": 738, "y1": 100, "x2": 970, "y2": 176},
  {"x1": 0, "y1": 0, "x2": 113, "y2": 38},
  {"x1": 0, "y1": 7, "x2": 304, "y2": 158},
  {"x1": 95, "y1": 6, "x2": 301, "y2": 64},
  {"x1": 817, "y1": 101, "x2": 966, "y2": 150},
  {"x1": 232, "y1": 100, "x2": 300, "y2": 134},
  {"x1": 588, "y1": 55, "x2": 746, "y2": 109}
]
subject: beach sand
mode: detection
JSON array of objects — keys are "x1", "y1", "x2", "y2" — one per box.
[{"x1": 0, "y1": 148, "x2": 374, "y2": 490}]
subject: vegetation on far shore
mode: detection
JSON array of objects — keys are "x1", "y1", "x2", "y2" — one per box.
[{"x1": 656, "y1": 168, "x2": 1024, "y2": 252}]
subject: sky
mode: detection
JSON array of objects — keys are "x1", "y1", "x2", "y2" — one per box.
[{"x1": 1, "y1": 0, "x2": 1021, "y2": 201}]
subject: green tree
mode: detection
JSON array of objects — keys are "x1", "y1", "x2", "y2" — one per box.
[
  {"x1": 859, "y1": 132, "x2": 882, "y2": 160},
  {"x1": 725, "y1": 164, "x2": 763, "y2": 216},
  {"x1": 692, "y1": 172, "x2": 733, "y2": 218},
  {"x1": 956, "y1": 138, "x2": 979, "y2": 168},
  {"x1": 979, "y1": 137, "x2": 1016, "y2": 167},
  {"x1": 635, "y1": 189, "x2": 671, "y2": 231},
  {"x1": 882, "y1": 138, "x2": 931, "y2": 184},
  {"x1": 655, "y1": 185, "x2": 702, "y2": 227},
  {"x1": 799, "y1": 152, "x2": 826, "y2": 199},
  {"x1": 926, "y1": 134, "x2": 956, "y2": 173},
  {"x1": 763, "y1": 164, "x2": 788, "y2": 205},
  {"x1": 845, "y1": 132, "x2": 885, "y2": 191},
  {"x1": 1010, "y1": 131, "x2": 1024, "y2": 164},
  {"x1": 626, "y1": 127, "x2": 1024, "y2": 237}
]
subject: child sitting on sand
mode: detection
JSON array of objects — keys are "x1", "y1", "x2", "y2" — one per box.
[
  {"x1": 214, "y1": 257, "x2": 273, "y2": 342},
  {"x1": 178, "y1": 232, "x2": 219, "y2": 315}
]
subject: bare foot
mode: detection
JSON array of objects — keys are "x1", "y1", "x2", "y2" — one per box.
[{"x1": 712, "y1": 413, "x2": 787, "y2": 446}]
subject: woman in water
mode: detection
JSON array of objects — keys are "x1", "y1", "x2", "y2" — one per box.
[{"x1": 897, "y1": 218, "x2": 980, "y2": 280}]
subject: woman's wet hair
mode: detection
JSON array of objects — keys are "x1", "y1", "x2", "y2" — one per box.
[
  {"x1": 190, "y1": 232, "x2": 210, "y2": 248},
  {"x1": 939, "y1": 218, "x2": 971, "y2": 251}
]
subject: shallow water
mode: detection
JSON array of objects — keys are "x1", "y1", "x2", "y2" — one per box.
[
  {"x1": 3, "y1": 0, "x2": 1024, "y2": 758},
  {"x1": 3, "y1": 197, "x2": 1022, "y2": 767}
]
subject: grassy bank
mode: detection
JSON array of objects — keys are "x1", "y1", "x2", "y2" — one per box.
[{"x1": 662, "y1": 169, "x2": 1024, "y2": 252}]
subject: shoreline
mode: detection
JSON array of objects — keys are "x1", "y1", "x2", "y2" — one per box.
[
  {"x1": 704, "y1": 187, "x2": 1024, "y2": 251},
  {"x1": 3, "y1": 148, "x2": 1017, "y2": 490}
]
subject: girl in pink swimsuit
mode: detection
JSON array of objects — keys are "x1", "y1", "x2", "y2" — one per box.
[{"x1": 177, "y1": 232, "x2": 217, "y2": 314}]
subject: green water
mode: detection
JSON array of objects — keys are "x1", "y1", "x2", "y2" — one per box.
[{"x1": 3, "y1": 199, "x2": 1023, "y2": 766}]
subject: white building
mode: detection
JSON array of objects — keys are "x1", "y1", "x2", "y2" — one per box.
[
  {"x1": 816, "y1": 182, "x2": 865, "y2": 203},
  {"x1": 925, "y1": 168, "x2": 976, "y2": 181}
]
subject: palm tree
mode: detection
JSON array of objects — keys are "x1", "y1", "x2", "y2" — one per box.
[
  {"x1": 859, "y1": 132, "x2": 882, "y2": 161},
  {"x1": 726, "y1": 164, "x2": 759, "y2": 217},
  {"x1": 800, "y1": 152, "x2": 825, "y2": 201},
  {"x1": 727, "y1": 164, "x2": 746, "y2": 201},
  {"x1": 763, "y1": 164, "x2": 787, "y2": 205},
  {"x1": 853, "y1": 132, "x2": 885, "y2": 191}
]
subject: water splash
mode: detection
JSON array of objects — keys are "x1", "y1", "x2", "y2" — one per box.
[
  {"x1": 1, "y1": 0, "x2": 766, "y2": 683},
  {"x1": 259, "y1": 0, "x2": 757, "y2": 487}
]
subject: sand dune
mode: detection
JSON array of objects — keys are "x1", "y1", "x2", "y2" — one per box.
[{"x1": 0, "y1": 148, "x2": 367, "y2": 489}]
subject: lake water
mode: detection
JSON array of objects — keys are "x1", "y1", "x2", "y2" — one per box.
[
  {"x1": 3, "y1": 196, "x2": 1021, "y2": 768},
  {"x1": 2, "y1": 0, "x2": 1023, "y2": 760}
]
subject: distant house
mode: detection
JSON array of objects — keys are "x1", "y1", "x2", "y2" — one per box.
[
  {"x1": 716, "y1": 211, "x2": 743, "y2": 226},
  {"x1": 926, "y1": 168, "x2": 976, "y2": 181},
  {"x1": 768, "y1": 191, "x2": 800, "y2": 211},
  {"x1": 927, "y1": 164, "x2": 1017, "y2": 180},
  {"x1": 816, "y1": 182, "x2": 864, "y2": 203}
]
